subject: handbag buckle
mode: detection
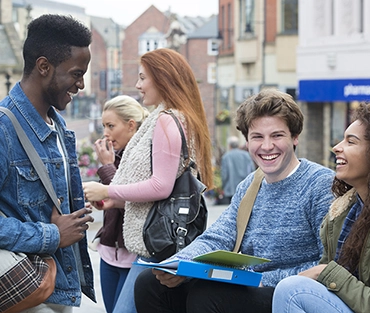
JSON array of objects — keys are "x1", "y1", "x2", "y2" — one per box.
[{"x1": 176, "y1": 227, "x2": 188, "y2": 236}]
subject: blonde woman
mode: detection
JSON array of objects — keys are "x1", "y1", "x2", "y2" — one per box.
[{"x1": 93, "y1": 95, "x2": 148, "y2": 313}]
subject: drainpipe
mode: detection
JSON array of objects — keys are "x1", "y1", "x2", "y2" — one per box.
[{"x1": 260, "y1": 0, "x2": 266, "y2": 90}]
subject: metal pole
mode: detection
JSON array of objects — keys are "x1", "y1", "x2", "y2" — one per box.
[
  {"x1": 260, "y1": 0, "x2": 266, "y2": 90},
  {"x1": 5, "y1": 73, "x2": 11, "y2": 94}
]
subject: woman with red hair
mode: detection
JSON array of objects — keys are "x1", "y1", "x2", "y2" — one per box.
[{"x1": 83, "y1": 48, "x2": 212, "y2": 313}]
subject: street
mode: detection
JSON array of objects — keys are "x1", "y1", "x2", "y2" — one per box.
[{"x1": 75, "y1": 200, "x2": 228, "y2": 312}]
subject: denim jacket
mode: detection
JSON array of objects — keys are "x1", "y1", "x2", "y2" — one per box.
[{"x1": 0, "y1": 83, "x2": 96, "y2": 306}]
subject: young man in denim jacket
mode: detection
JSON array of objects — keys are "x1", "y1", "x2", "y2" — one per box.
[{"x1": 0, "y1": 14, "x2": 95, "y2": 312}]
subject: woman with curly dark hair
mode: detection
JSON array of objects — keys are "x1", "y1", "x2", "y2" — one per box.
[{"x1": 273, "y1": 102, "x2": 370, "y2": 313}]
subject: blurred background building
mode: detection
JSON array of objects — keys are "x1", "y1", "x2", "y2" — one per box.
[
  {"x1": 1, "y1": 0, "x2": 370, "y2": 171},
  {"x1": 297, "y1": 0, "x2": 370, "y2": 168},
  {"x1": 216, "y1": 0, "x2": 298, "y2": 163}
]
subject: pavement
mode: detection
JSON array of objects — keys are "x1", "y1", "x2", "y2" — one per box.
[{"x1": 74, "y1": 199, "x2": 229, "y2": 312}]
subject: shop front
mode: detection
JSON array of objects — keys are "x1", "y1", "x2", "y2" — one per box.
[{"x1": 298, "y1": 78, "x2": 370, "y2": 168}]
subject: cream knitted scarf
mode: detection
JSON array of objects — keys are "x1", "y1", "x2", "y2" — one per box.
[{"x1": 111, "y1": 104, "x2": 187, "y2": 257}]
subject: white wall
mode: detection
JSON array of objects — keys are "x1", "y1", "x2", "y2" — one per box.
[{"x1": 298, "y1": 0, "x2": 370, "y2": 80}]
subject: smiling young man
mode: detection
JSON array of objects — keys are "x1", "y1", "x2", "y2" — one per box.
[
  {"x1": 134, "y1": 89, "x2": 335, "y2": 313},
  {"x1": 0, "y1": 15, "x2": 95, "y2": 312}
]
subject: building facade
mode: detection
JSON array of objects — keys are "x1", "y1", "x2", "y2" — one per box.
[
  {"x1": 216, "y1": 0, "x2": 298, "y2": 158},
  {"x1": 298, "y1": 0, "x2": 370, "y2": 167},
  {"x1": 121, "y1": 5, "x2": 170, "y2": 99},
  {"x1": 182, "y1": 15, "x2": 219, "y2": 143},
  {"x1": 121, "y1": 5, "x2": 218, "y2": 142}
]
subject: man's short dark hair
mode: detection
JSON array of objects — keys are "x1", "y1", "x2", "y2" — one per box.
[{"x1": 23, "y1": 14, "x2": 92, "y2": 76}]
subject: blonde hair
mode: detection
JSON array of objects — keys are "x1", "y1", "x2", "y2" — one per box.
[{"x1": 103, "y1": 95, "x2": 149, "y2": 130}]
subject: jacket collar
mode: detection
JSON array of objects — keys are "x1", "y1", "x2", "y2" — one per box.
[
  {"x1": 8, "y1": 82, "x2": 62, "y2": 142},
  {"x1": 329, "y1": 188, "x2": 357, "y2": 220}
]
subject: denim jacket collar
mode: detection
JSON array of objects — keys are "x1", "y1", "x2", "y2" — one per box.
[{"x1": 8, "y1": 82, "x2": 63, "y2": 142}]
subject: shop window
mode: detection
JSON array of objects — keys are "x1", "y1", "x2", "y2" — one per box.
[
  {"x1": 208, "y1": 39, "x2": 219, "y2": 56},
  {"x1": 239, "y1": 0, "x2": 255, "y2": 36},
  {"x1": 207, "y1": 63, "x2": 217, "y2": 84},
  {"x1": 282, "y1": 0, "x2": 298, "y2": 33}
]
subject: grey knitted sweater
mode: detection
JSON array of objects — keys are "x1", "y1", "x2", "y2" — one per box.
[{"x1": 175, "y1": 158, "x2": 335, "y2": 287}]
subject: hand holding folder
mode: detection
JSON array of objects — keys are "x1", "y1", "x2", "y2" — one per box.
[{"x1": 135, "y1": 250, "x2": 270, "y2": 287}]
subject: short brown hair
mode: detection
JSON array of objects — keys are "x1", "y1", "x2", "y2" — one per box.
[{"x1": 235, "y1": 89, "x2": 303, "y2": 141}]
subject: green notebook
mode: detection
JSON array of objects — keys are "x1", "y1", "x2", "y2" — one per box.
[{"x1": 193, "y1": 250, "x2": 270, "y2": 268}]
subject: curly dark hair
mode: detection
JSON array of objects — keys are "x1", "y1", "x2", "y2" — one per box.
[
  {"x1": 336, "y1": 102, "x2": 370, "y2": 274},
  {"x1": 23, "y1": 14, "x2": 92, "y2": 77}
]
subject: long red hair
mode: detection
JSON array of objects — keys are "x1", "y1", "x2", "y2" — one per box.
[{"x1": 140, "y1": 48, "x2": 213, "y2": 188}]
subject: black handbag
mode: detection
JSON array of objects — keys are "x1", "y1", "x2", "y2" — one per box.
[{"x1": 143, "y1": 111, "x2": 208, "y2": 261}]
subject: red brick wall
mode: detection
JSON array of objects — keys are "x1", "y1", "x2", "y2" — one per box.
[
  {"x1": 90, "y1": 27, "x2": 108, "y2": 106},
  {"x1": 219, "y1": 0, "x2": 234, "y2": 56},
  {"x1": 185, "y1": 39, "x2": 217, "y2": 142},
  {"x1": 121, "y1": 5, "x2": 170, "y2": 98},
  {"x1": 265, "y1": 0, "x2": 277, "y2": 43}
]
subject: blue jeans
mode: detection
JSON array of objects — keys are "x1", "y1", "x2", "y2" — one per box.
[
  {"x1": 272, "y1": 276, "x2": 354, "y2": 313},
  {"x1": 113, "y1": 256, "x2": 158, "y2": 313},
  {"x1": 100, "y1": 259, "x2": 130, "y2": 313}
]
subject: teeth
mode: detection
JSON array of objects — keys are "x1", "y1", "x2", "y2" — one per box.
[
  {"x1": 261, "y1": 154, "x2": 278, "y2": 160},
  {"x1": 336, "y1": 159, "x2": 347, "y2": 165},
  {"x1": 67, "y1": 92, "x2": 75, "y2": 99}
]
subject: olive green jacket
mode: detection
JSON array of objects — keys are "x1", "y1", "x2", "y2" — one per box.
[{"x1": 318, "y1": 188, "x2": 370, "y2": 313}]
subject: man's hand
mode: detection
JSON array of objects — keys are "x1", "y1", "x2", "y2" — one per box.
[
  {"x1": 152, "y1": 268, "x2": 186, "y2": 288},
  {"x1": 51, "y1": 206, "x2": 94, "y2": 248}
]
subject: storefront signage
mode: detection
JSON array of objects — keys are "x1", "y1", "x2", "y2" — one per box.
[{"x1": 299, "y1": 79, "x2": 370, "y2": 102}]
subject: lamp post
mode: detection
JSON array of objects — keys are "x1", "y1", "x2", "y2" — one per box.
[
  {"x1": 5, "y1": 73, "x2": 11, "y2": 94},
  {"x1": 114, "y1": 22, "x2": 122, "y2": 97},
  {"x1": 25, "y1": 4, "x2": 32, "y2": 39}
]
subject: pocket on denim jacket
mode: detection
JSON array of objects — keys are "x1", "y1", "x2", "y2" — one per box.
[{"x1": 16, "y1": 164, "x2": 48, "y2": 207}]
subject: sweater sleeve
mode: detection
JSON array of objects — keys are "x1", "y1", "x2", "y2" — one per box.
[
  {"x1": 97, "y1": 163, "x2": 117, "y2": 185},
  {"x1": 108, "y1": 114, "x2": 182, "y2": 202}
]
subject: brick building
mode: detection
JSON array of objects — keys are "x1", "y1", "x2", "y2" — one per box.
[
  {"x1": 216, "y1": 0, "x2": 298, "y2": 157},
  {"x1": 183, "y1": 15, "x2": 219, "y2": 143},
  {"x1": 121, "y1": 5, "x2": 170, "y2": 98},
  {"x1": 121, "y1": 5, "x2": 218, "y2": 142}
]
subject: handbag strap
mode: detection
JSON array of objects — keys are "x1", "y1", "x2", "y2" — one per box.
[
  {"x1": 0, "y1": 107, "x2": 62, "y2": 215},
  {"x1": 164, "y1": 110, "x2": 189, "y2": 162},
  {"x1": 163, "y1": 110, "x2": 198, "y2": 252},
  {"x1": 233, "y1": 167, "x2": 264, "y2": 252}
]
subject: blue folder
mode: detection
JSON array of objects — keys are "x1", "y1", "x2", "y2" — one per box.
[
  {"x1": 135, "y1": 250, "x2": 270, "y2": 287},
  {"x1": 174, "y1": 259, "x2": 262, "y2": 286}
]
